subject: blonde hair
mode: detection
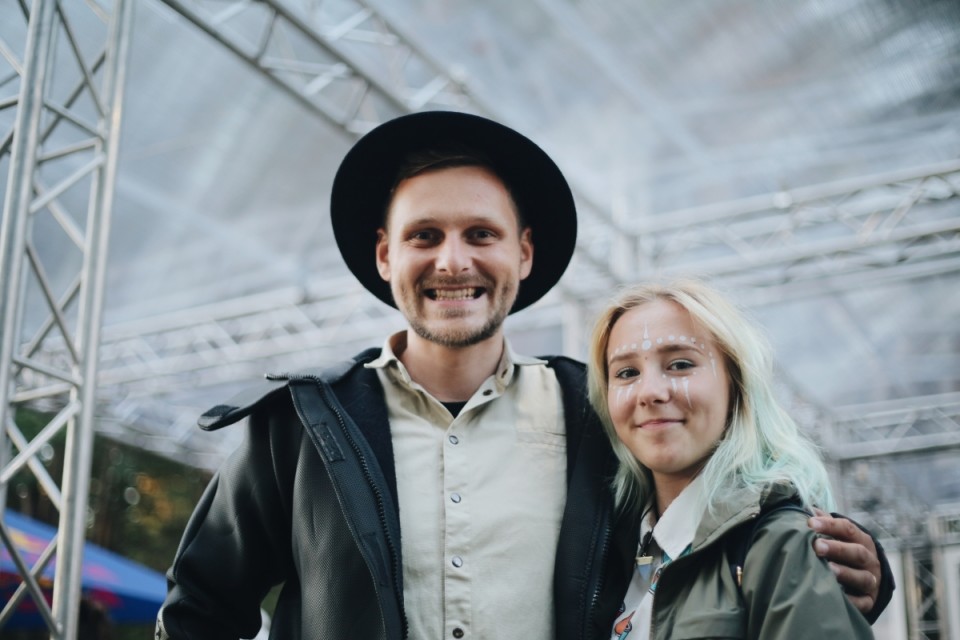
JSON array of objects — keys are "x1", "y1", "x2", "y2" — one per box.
[{"x1": 586, "y1": 279, "x2": 835, "y2": 516}]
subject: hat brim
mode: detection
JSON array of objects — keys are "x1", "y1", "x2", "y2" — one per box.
[{"x1": 331, "y1": 111, "x2": 577, "y2": 313}]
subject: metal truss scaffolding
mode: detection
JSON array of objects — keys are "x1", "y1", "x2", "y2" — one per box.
[
  {"x1": 593, "y1": 159, "x2": 960, "y2": 305},
  {"x1": 155, "y1": 0, "x2": 479, "y2": 133},
  {"x1": 0, "y1": 0, "x2": 133, "y2": 637},
  {"x1": 825, "y1": 392, "x2": 960, "y2": 462}
]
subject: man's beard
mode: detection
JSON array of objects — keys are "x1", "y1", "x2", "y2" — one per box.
[
  {"x1": 399, "y1": 277, "x2": 516, "y2": 348},
  {"x1": 408, "y1": 305, "x2": 508, "y2": 348}
]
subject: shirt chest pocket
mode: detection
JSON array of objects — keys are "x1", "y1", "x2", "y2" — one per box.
[
  {"x1": 513, "y1": 392, "x2": 566, "y2": 453},
  {"x1": 516, "y1": 429, "x2": 566, "y2": 452},
  {"x1": 509, "y1": 369, "x2": 567, "y2": 453}
]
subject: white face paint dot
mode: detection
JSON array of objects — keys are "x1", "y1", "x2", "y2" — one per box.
[
  {"x1": 642, "y1": 340, "x2": 652, "y2": 350},
  {"x1": 631, "y1": 343, "x2": 637, "y2": 350},
  {"x1": 690, "y1": 337, "x2": 696, "y2": 343},
  {"x1": 656, "y1": 337, "x2": 663, "y2": 344},
  {"x1": 668, "y1": 335, "x2": 676, "y2": 341},
  {"x1": 679, "y1": 336, "x2": 687, "y2": 342}
]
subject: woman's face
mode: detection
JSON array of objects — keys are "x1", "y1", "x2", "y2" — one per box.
[{"x1": 606, "y1": 299, "x2": 731, "y2": 488}]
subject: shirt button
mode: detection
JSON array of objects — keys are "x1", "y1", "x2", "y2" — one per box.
[
  {"x1": 452, "y1": 629, "x2": 464, "y2": 638},
  {"x1": 482, "y1": 389, "x2": 493, "y2": 396},
  {"x1": 448, "y1": 435, "x2": 459, "y2": 445},
  {"x1": 451, "y1": 493, "x2": 462, "y2": 503},
  {"x1": 452, "y1": 556, "x2": 463, "y2": 568}
]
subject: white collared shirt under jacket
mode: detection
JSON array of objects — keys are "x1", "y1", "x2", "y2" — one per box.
[
  {"x1": 610, "y1": 475, "x2": 705, "y2": 640},
  {"x1": 367, "y1": 332, "x2": 567, "y2": 640}
]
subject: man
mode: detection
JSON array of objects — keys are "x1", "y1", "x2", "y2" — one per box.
[{"x1": 157, "y1": 112, "x2": 891, "y2": 640}]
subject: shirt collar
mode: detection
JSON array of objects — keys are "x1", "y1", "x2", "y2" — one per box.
[
  {"x1": 640, "y1": 473, "x2": 706, "y2": 562},
  {"x1": 364, "y1": 330, "x2": 545, "y2": 391},
  {"x1": 365, "y1": 331, "x2": 408, "y2": 369}
]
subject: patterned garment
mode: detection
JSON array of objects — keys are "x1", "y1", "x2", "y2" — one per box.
[{"x1": 609, "y1": 475, "x2": 705, "y2": 640}]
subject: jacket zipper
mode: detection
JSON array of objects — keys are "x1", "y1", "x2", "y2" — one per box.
[
  {"x1": 278, "y1": 372, "x2": 409, "y2": 640},
  {"x1": 585, "y1": 510, "x2": 613, "y2": 638},
  {"x1": 647, "y1": 551, "x2": 699, "y2": 638},
  {"x1": 645, "y1": 524, "x2": 743, "y2": 639}
]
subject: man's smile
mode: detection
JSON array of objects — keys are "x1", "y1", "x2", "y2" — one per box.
[{"x1": 425, "y1": 287, "x2": 487, "y2": 301}]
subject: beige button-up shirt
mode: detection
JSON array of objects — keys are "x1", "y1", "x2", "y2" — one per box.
[{"x1": 366, "y1": 332, "x2": 567, "y2": 640}]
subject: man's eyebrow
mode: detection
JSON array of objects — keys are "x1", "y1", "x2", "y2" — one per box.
[
  {"x1": 397, "y1": 216, "x2": 440, "y2": 227},
  {"x1": 398, "y1": 214, "x2": 506, "y2": 228}
]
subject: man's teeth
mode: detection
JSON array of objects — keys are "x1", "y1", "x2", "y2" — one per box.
[{"x1": 432, "y1": 288, "x2": 477, "y2": 300}]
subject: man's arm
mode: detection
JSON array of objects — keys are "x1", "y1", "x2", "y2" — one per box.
[
  {"x1": 157, "y1": 405, "x2": 297, "y2": 640},
  {"x1": 808, "y1": 509, "x2": 895, "y2": 624}
]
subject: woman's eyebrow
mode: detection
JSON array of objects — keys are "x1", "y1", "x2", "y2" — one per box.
[
  {"x1": 607, "y1": 351, "x2": 633, "y2": 367},
  {"x1": 658, "y1": 342, "x2": 702, "y2": 353},
  {"x1": 608, "y1": 340, "x2": 703, "y2": 363}
]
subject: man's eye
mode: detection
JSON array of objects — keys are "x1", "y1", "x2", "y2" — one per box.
[
  {"x1": 409, "y1": 230, "x2": 438, "y2": 243},
  {"x1": 470, "y1": 229, "x2": 497, "y2": 241}
]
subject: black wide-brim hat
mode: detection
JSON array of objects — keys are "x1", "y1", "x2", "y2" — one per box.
[{"x1": 330, "y1": 111, "x2": 577, "y2": 313}]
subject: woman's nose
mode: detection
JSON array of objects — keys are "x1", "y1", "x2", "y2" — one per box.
[{"x1": 636, "y1": 373, "x2": 671, "y2": 405}]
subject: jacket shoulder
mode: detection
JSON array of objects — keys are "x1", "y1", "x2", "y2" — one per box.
[
  {"x1": 539, "y1": 354, "x2": 586, "y2": 389},
  {"x1": 540, "y1": 354, "x2": 586, "y2": 372},
  {"x1": 738, "y1": 503, "x2": 874, "y2": 637},
  {"x1": 197, "y1": 347, "x2": 381, "y2": 430}
]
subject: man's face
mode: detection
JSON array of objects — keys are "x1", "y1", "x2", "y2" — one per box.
[{"x1": 375, "y1": 165, "x2": 533, "y2": 348}]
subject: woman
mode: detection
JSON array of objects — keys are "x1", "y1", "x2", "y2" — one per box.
[{"x1": 586, "y1": 280, "x2": 873, "y2": 639}]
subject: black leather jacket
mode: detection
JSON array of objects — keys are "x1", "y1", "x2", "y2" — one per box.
[{"x1": 157, "y1": 349, "x2": 619, "y2": 639}]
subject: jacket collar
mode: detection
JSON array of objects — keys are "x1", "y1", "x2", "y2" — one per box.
[{"x1": 694, "y1": 482, "x2": 801, "y2": 549}]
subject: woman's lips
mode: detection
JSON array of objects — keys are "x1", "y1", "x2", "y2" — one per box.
[{"x1": 638, "y1": 418, "x2": 683, "y2": 429}]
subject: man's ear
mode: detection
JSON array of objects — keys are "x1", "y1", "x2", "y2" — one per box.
[
  {"x1": 519, "y1": 227, "x2": 534, "y2": 281},
  {"x1": 375, "y1": 228, "x2": 391, "y2": 281}
]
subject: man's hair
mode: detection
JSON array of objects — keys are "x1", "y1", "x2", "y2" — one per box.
[
  {"x1": 382, "y1": 146, "x2": 527, "y2": 228},
  {"x1": 586, "y1": 278, "x2": 835, "y2": 518}
]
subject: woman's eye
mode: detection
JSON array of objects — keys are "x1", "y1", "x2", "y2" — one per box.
[
  {"x1": 667, "y1": 359, "x2": 695, "y2": 372},
  {"x1": 613, "y1": 367, "x2": 639, "y2": 380}
]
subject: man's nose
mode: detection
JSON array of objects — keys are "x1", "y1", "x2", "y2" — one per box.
[{"x1": 436, "y1": 238, "x2": 470, "y2": 273}]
